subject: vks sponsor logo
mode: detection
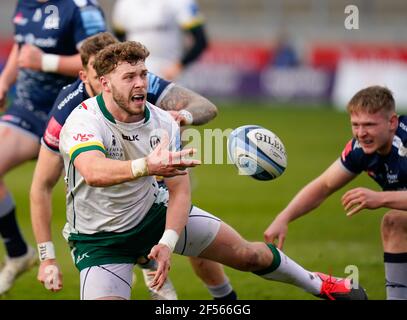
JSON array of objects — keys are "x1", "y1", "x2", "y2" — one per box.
[
  {"x1": 73, "y1": 133, "x2": 94, "y2": 142},
  {"x1": 122, "y1": 134, "x2": 139, "y2": 141}
]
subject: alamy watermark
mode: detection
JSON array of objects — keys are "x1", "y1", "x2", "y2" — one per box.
[
  {"x1": 345, "y1": 264, "x2": 359, "y2": 289},
  {"x1": 145, "y1": 127, "x2": 266, "y2": 176},
  {"x1": 344, "y1": 5, "x2": 359, "y2": 30}
]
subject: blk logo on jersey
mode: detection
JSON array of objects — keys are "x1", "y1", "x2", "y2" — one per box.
[
  {"x1": 122, "y1": 134, "x2": 139, "y2": 141},
  {"x1": 73, "y1": 133, "x2": 94, "y2": 142}
]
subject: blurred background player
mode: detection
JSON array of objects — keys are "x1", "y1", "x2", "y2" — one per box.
[
  {"x1": 264, "y1": 86, "x2": 407, "y2": 300},
  {"x1": 30, "y1": 32, "x2": 237, "y2": 300},
  {"x1": 112, "y1": 0, "x2": 208, "y2": 81},
  {"x1": 112, "y1": 0, "x2": 236, "y2": 299},
  {"x1": 0, "y1": 0, "x2": 106, "y2": 295}
]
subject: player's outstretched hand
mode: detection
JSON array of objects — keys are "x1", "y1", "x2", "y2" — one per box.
[
  {"x1": 342, "y1": 187, "x2": 382, "y2": 217},
  {"x1": 147, "y1": 244, "x2": 172, "y2": 291},
  {"x1": 38, "y1": 259, "x2": 63, "y2": 292},
  {"x1": 264, "y1": 217, "x2": 288, "y2": 250},
  {"x1": 146, "y1": 134, "x2": 200, "y2": 177}
]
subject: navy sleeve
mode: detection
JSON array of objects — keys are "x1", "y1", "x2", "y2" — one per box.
[
  {"x1": 72, "y1": 1, "x2": 107, "y2": 47},
  {"x1": 43, "y1": 79, "x2": 86, "y2": 151},
  {"x1": 147, "y1": 72, "x2": 171, "y2": 105},
  {"x1": 396, "y1": 115, "x2": 407, "y2": 146},
  {"x1": 340, "y1": 139, "x2": 364, "y2": 174}
]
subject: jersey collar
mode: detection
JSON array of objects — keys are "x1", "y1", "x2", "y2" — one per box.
[{"x1": 96, "y1": 94, "x2": 150, "y2": 124}]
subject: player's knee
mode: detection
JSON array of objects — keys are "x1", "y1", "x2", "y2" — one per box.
[
  {"x1": 381, "y1": 210, "x2": 407, "y2": 239},
  {"x1": 236, "y1": 246, "x2": 264, "y2": 271}
]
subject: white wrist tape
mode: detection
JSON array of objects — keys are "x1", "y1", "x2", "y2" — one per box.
[
  {"x1": 41, "y1": 54, "x2": 60, "y2": 73},
  {"x1": 38, "y1": 241, "x2": 56, "y2": 261},
  {"x1": 179, "y1": 110, "x2": 193, "y2": 125},
  {"x1": 131, "y1": 158, "x2": 149, "y2": 178},
  {"x1": 158, "y1": 229, "x2": 179, "y2": 252}
]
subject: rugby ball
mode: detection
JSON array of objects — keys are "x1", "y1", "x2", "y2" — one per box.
[{"x1": 227, "y1": 125, "x2": 287, "y2": 181}]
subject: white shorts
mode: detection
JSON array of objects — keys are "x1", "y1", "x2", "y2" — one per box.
[{"x1": 80, "y1": 206, "x2": 221, "y2": 299}]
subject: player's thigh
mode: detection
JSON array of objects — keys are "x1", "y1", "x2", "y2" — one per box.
[
  {"x1": 80, "y1": 263, "x2": 133, "y2": 300},
  {"x1": 174, "y1": 206, "x2": 221, "y2": 257},
  {"x1": 0, "y1": 124, "x2": 40, "y2": 174}
]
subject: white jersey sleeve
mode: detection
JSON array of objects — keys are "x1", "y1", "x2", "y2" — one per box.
[
  {"x1": 59, "y1": 103, "x2": 106, "y2": 163},
  {"x1": 111, "y1": 0, "x2": 127, "y2": 32},
  {"x1": 172, "y1": 0, "x2": 204, "y2": 29}
]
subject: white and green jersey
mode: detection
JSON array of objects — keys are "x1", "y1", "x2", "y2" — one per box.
[
  {"x1": 59, "y1": 94, "x2": 180, "y2": 235},
  {"x1": 112, "y1": 0, "x2": 204, "y2": 75}
]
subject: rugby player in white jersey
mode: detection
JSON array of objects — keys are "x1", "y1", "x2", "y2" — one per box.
[
  {"x1": 56, "y1": 41, "x2": 367, "y2": 300},
  {"x1": 112, "y1": 1, "x2": 238, "y2": 299},
  {"x1": 30, "y1": 32, "x2": 225, "y2": 300}
]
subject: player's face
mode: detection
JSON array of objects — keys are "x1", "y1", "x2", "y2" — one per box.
[
  {"x1": 109, "y1": 61, "x2": 148, "y2": 116},
  {"x1": 84, "y1": 56, "x2": 102, "y2": 97},
  {"x1": 350, "y1": 110, "x2": 398, "y2": 155}
]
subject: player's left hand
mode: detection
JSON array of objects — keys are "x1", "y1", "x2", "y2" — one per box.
[
  {"x1": 161, "y1": 62, "x2": 182, "y2": 81},
  {"x1": 342, "y1": 187, "x2": 382, "y2": 217},
  {"x1": 147, "y1": 244, "x2": 172, "y2": 291},
  {"x1": 168, "y1": 110, "x2": 192, "y2": 126},
  {"x1": 18, "y1": 44, "x2": 43, "y2": 71}
]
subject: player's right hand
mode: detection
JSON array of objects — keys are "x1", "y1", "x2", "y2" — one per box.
[
  {"x1": 264, "y1": 218, "x2": 288, "y2": 249},
  {"x1": 18, "y1": 44, "x2": 43, "y2": 71},
  {"x1": 37, "y1": 259, "x2": 63, "y2": 292},
  {"x1": 146, "y1": 133, "x2": 201, "y2": 177}
]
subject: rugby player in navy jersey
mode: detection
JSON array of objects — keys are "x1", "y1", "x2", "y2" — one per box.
[
  {"x1": 0, "y1": 0, "x2": 106, "y2": 295},
  {"x1": 265, "y1": 86, "x2": 407, "y2": 300},
  {"x1": 30, "y1": 33, "x2": 225, "y2": 299}
]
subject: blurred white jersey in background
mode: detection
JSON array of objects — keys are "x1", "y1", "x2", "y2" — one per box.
[{"x1": 112, "y1": 0, "x2": 204, "y2": 76}]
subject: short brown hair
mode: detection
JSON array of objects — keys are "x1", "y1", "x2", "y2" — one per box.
[
  {"x1": 347, "y1": 86, "x2": 395, "y2": 114},
  {"x1": 93, "y1": 41, "x2": 150, "y2": 77},
  {"x1": 79, "y1": 32, "x2": 118, "y2": 68}
]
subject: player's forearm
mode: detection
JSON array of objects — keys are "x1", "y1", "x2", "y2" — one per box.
[
  {"x1": 30, "y1": 148, "x2": 64, "y2": 243},
  {"x1": 159, "y1": 85, "x2": 218, "y2": 125},
  {"x1": 77, "y1": 156, "x2": 136, "y2": 187},
  {"x1": 164, "y1": 175, "x2": 191, "y2": 235},
  {"x1": 277, "y1": 179, "x2": 331, "y2": 223},
  {"x1": 53, "y1": 53, "x2": 82, "y2": 77},
  {"x1": 0, "y1": 43, "x2": 18, "y2": 88},
  {"x1": 183, "y1": 96, "x2": 218, "y2": 125},
  {"x1": 30, "y1": 186, "x2": 53, "y2": 243},
  {"x1": 380, "y1": 191, "x2": 407, "y2": 210}
]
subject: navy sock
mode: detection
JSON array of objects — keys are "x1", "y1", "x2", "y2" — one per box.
[{"x1": 0, "y1": 205, "x2": 27, "y2": 258}]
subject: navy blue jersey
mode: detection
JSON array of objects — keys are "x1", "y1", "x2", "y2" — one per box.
[
  {"x1": 1, "y1": 0, "x2": 106, "y2": 138},
  {"x1": 341, "y1": 115, "x2": 407, "y2": 191},
  {"x1": 43, "y1": 72, "x2": 172, "y2": 152}
]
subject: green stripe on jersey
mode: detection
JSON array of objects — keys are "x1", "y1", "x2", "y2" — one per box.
[{"x1": 71, "y1": 145, "x2": 106, "y2": 163}]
